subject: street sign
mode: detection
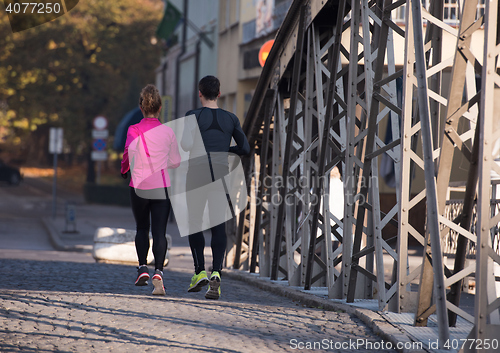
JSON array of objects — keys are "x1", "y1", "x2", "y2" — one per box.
[
  {"x1": 93, "y1": 116, "x2": 108, "y2": 130},
  {"x1": 49, "y1": 127, "x2": 63, "y2": 154},
  {"x1": 91, "y1": 151, "x2": 108, "y2": 161},
  {"x1": 92, "y1": 129, "x2": 109, "y2": 139},
  {"x1": 93, "y1": 139, "x2": 107, "y2": 151}
]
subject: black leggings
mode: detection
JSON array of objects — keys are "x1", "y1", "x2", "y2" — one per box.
[
  {"x1": 189, "y1": 223, "x2": 227, "y2": 275},
  {"x1": 186, "y1": 164, "x2": 228, "y2": 275},
  {"x1": 130, "y1": 187, "x2": 171, "y2": 271}
]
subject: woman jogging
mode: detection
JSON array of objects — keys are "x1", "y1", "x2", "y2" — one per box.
[{"x1": 121, "y1": 84, "x2": 181, "y2": 295}]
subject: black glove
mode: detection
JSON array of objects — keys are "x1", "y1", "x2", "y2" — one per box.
[{"x1": 121, "y1": 172, "x2": 128, "y2": 179}]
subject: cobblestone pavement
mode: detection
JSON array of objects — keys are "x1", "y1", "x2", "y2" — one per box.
[
  {"x1": 0, "y1": 179, "x2": 398, "y2": 352},
  {"x1": 0, "y1": 257, "x2": 396, "y2": 353}
]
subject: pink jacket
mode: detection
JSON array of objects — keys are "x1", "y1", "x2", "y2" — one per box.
[{"x1": 121, "y1": 118, "x2": 181, "y2": 189}]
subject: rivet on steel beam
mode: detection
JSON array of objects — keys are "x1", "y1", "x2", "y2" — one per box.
[
  {"x1": 401, "y1": 282, "x2": 404, "y2": 286},
  {"x1": 479, "y1": 330, "x2": 483, "y2": 334},
  {"x1": 402, "y1": 208, "x2": 406, "y2": 212},
  {"x1": 400, "y1": 295, "x2": 404, "y2": 299}
]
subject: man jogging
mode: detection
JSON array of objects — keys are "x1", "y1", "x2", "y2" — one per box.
[{"x1": 181, "y1": 75, "x2": 250, "y2": 299}]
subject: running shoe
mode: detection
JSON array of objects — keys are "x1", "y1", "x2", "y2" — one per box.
[
  {"x1": 205, "y1": 271, "x2": 221, "y2": 300},
  {"x1": 135, "y1": 265, "x2": 149, "y2": 286},
  {"x1": 152, "y1": 269, "x2": 166, "y2": 296},
  {"x1": 188, "y1": 270, "x2": 209, "y2": 292}
]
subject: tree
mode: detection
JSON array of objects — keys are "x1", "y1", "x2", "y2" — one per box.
[{"x1": 0, "y1": 0, "x2": 164, "y2": 173}]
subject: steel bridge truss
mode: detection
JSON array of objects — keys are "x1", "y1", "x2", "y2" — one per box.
[{"x1": 226, "y1": 0, "x2": 500, "y2": 348}]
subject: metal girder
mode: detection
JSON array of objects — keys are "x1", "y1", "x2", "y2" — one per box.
[
  {"x1": 345, "y1": 0, "x2": 403, "y2": 309},
  {"x1": 415, "y1": 0, "x2": 483, "y2": 328},
  {"x1": 408, "y1": 0, "x2": 450, "y2": 343},
  {"x1": 232, "y1": 1, "x2": 500, "y2": 344},
  {"x1": 270, "y1": 4, "x2": 307, "y2": 281},
  {"x1": 397, "y1": 1, "x2": 458, "y2": 332},
  {"x1": 304, "y1": 0, "x2": 347, "y2": 294},
  {"x1": 249, "y1": 89, "x2": 277, "y2": 274},
  {"x1": 463, "y1": 0, "x2": 500, "y2": 349}
]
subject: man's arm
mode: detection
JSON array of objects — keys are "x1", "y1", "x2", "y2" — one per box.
[
  {"x1": 180, "y1": 112, "x2": 196, "y2": 152},
  {"x1": 228, "y1": 115, "x2": 250, "y2": 155}
]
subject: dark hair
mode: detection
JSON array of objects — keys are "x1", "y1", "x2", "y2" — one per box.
[
  {"x1": 139, "y1": 84, "x2": 162, "y2": 116},
  {"x1": 198, "y1": 75, "x2": 220, "y2": 101}
]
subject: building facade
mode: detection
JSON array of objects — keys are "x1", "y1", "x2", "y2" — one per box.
[{"x1": 156, "y1": 0, "x2": 219, "y2": 121}]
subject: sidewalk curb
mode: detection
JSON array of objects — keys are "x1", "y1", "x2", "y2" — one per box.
[
  {"x1": 41, "y1": 217, "x2": 90, "y2": 253},
  {"x1": 224, "y1": 269, "x2": 427, "y2": 353}
]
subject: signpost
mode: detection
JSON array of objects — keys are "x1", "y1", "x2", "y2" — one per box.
[
  {"x1": 91, "y1": 116, "x2": 108, "y2": 184},
  {"x1": 49, "y1": 127, "x2": 63, "y2": 219}
]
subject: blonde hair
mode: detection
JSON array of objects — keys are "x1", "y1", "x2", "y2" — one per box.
[{"x1": 139, "y1": 84, "x2": 162, "y2": 116}]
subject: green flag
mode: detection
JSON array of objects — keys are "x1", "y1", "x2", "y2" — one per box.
[{"x1": 156, "y1": 1, "x2": 183, "y2": 41}]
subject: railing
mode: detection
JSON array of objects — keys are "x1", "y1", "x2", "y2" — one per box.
[{"x1": 443, "y1": 197, "x2": 500, "y2": 259}]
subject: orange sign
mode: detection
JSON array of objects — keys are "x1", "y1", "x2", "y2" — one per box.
[{"x1": 259, "y1": 40, "x2": 274, "y2": 67}]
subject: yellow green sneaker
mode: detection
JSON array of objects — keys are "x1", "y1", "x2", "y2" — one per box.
[
  {"x1": 188, "y1": 270, "x2": 209, "y2": 292},
  {"x1": 205, "y1": 271, "x2": 221, "y2": 300}
]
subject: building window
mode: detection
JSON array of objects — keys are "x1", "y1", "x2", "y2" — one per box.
[
  {"x1": 219, "y1": 0, "x2": 240, "y2": 32},
  {"x1": 444, "y1": 0, "x2": 458, "y2": 24},
  {"x1": 243, "y1": 48, "x2": 261, "y2": 69},
  {"x1": 391, "y1": 1, "x2": 485, "y2": 25},
  {"x1": 242, "y1": 20, "x2": 257, "y2": 44},
  {"x1": 477, "y1": 0, "x2": 485, "y2": 18}
]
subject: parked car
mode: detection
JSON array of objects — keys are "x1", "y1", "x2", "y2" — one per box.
[{"x1": 0, "y1": 160, "x2": 22, "y2": 185}]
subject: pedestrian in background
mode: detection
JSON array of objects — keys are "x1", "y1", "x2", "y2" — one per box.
[
  {"x1": 121, "y1": 84, "x2": 181, "y2": 295},
  {"x1": 182, "y1": 75, "x2": 250, "y2": 299}
]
